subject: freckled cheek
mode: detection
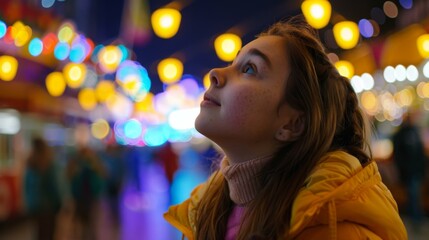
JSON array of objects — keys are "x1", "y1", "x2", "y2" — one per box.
[{"x1": 225, "y1": 92, "x2": 261, "y2": 126}]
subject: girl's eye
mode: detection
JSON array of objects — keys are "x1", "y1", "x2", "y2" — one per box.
[{"x1": 242, "y1": 63, "x2": 256, "y2": 74}]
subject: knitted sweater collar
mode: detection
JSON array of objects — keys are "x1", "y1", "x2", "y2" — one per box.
[{"x1": 220, "y1": 155, "x2": 273, "y2": 205}]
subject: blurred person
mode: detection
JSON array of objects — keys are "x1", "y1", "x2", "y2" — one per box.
[
  {"x1": 24, "y1": 136, "x2": 62, "y2": 240},
  {"x1": 99, "y1": 142, "x2": 125, "y2": 238},
  {"x1": 164, "y1": 16, "x2": 406, "y2": 239},
  {"x1": 67, "y1": 124, "x2": 106, "y2": 240},
  {"x1": 393, "y1": 111, "x2": 427, "y2": 228},
  {"x1": 154, "y1": 142, "x2": 179, "y2": 186}
]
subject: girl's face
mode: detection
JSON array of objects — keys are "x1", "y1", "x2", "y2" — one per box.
[{"x1": 195, "y1": 36, "x2": 301, "y2": 158}]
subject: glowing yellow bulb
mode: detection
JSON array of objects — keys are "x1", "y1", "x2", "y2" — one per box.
[
  {"x1": 157, "y1": 58, "x2": 183, "y2": 84},
  {"x1": 334, "y1": 60, "x2": 354, "y2": 79},
  {"x1": 151, "y1": 8, "x2": 182, "y2": 39},
  {"x1": 45, "y1": 72, "x2": 66, "y2": 97},
  {"x1": 0, "y1": 56, "x2": 18, "y2": 81},
  {"x1": 15, "y1": 26, "x2": 32, "y2": 47},
  {"x1": 78, "y1": 88, "x2": 97, "y2": 110},
  {"x1": 301, "y1": 0, "x2": 331, "y2": 29},
  {"x1": 63, "y1": 63, "x2": 86, "y2": 88},
  {"x1": 417, "y1": 34, "x2": 429, "y2": 58},
  {"x1": 98, "y1": 45, "x2": 122, "y2": 73},
  {"x1": 135, "y1": 92, "x2": 155, "y2": 113},
  {"x1": 214, "y1": 33, "x2": 242, "y2": 62},
  {"x1": 333, "y1": 21, "x2": 359, "y2": 49},
  {"x1": 95, "y1": 80, "x2": 116, "y2": 102}
]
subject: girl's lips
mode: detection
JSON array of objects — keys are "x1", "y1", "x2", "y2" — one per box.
[{"x1": 202, "y1": 94, "x2": 221, "y2": 106}]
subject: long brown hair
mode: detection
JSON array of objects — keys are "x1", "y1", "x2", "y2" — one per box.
[{"x1": 195, "y1": 15, "x2": 372, "y2": 239}]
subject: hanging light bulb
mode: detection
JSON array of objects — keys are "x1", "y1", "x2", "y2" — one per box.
[
  {"x1": 151, "y1": 8, "x2": 182, "y2": 39},
  {"x1": 417, "y1": 34, "x2": 429, "y2": 58},
  {"x1": 63, "y1": 62, "x2": 87, "y2": 88},
  {"x1": 157, "y1": 58, "x2": 183, "y2": 84},
  {"x1": 333, "y1": 21, "x2": 360, "y2": 49},
  {"x1": 45, "y1": 72, "x2": 66, "y2": 97},
  {"x1": 301, "y1": 0, "x2": 332, "y2": 29},
  {"x1": 334, "y1": 60, "x2": 354, "y2": 79},
  {"x1": 214, "y1": 33, "x2": 242, "y2": 62},
  {"x1": 0, "y1": 55, "x2": 18, "y2": 81}
]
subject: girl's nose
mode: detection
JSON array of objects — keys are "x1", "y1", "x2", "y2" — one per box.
[{"x1": 208, "y1": 68, "x2": 225, "y2": 88}]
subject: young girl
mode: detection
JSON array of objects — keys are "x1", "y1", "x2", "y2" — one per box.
[{"x1": 164, "y1": 16, "x2": 407, "y2": 240}]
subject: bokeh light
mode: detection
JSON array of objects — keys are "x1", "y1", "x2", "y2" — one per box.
[
  {"x1": 116, "y1": 60, "x2": 152, "y2": 101},
  {"x1": 417, "y1": 34, "x2": 429, "y2": 58},
  {"x1": 358, "y1": 19, "x2": 374, "y2": 38},
  {"x1": 58, "y1": 22, "x2": 75, "y2": 43},
  {"x1": 0, "y1": 56, "x2": 18, "y2": 81},
  {"x1": 143, "y1": 125, "x2": 169, "y2": 146},
  {"x1": 168, "y1": 108, "x2": 199, "y2": 130},
  {"x1": 63, "y1": 62, "x2": 87, "y2": 88},
  {"x1": 91, "y1": 119, "x2": 110, "y2": 140},
  {"x1": 406, "y1": 65, "x2": 418, "y2": 81},
  {"x1": 42, "y1": 33, "x2": 58, "y2": 55},
  {"x1": 384, "y1": 66, "x2": 396, "y2": 83},
  {"x1": 203, "y1": 73, "x2": 211, "y2": 89},
  {"x1": 423, "y1": 61, "x2": 429, "y2": 78},
  {"x1": 333, "y1": 21, "x2": 359, "y2": 49},
  {"x1": 350, "y1": 75, "x2": 363, "y2": 93},
  {"x1": 214, "y1": 33, "x2": 242, "y2": 62},
  {"x1": 383, "y1": 1, "x2": 398, "y2": 18},
  {"x1": 151, "y1": 8, "x2": 182, "y2": 39},
  {"x1": 54, "y1": 42, "x2": 70, "y2": 60},
  {"x1": 0, "y1": 21, "x2": 6, "y2": 38},
  {"x1": 179, "y1": 76, "x2": 201, "y2": 98},
  {"x1": 42, "y1": 0, "x2": 55, "y2": 8},
  {"x1": 334, "y1": 60, "x2": 354, "y2": 79},
  {"x1": 394, "y1": 64, "x2": 407, "y2": 82},
  {"x1": 28, "y1": 38, "x2": 44, "y2": 56},
  {"x1": 98, "y1": 45, "x2": 122, "y2": 73},
  {"x1": 135, "y1": 92, "x2": 155, "y2": 113},
  {"x1": 124, "y1": 119, "x2": 142, "y2": 139},
  {"x1": 95, "y1": 80, "x2": 116, "y2": 103},
  {"x1": 157, "y1": 58, "x2": 183, "y2": 84},
  {"x1": 399, "y1": 0, "x2": 413, "y2": 9},
  {"x1": 45, "y1": 72, "x2": 66, "y2": 97},
  {"x1": 301, "y1": 0, "x2": 332, "y2": 29},
  {"x1": 78, "y1": 88, "x2": 98, "y2": 111}
]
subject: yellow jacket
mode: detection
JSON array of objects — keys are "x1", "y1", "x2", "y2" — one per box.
[{"x1": 164, "y1": 151, "x2": 407, "y2": 239}]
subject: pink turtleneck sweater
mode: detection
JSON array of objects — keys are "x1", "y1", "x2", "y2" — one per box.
[{"x1": 220, "y1": 156, "x2": 272, "y2": 240}]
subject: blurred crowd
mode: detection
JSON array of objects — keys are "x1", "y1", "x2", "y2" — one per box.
[
  {"x1": 0, "y1": 115, "x2": 428, "y2": 239},
  {"x1": 0, "y1": 122, "x2": 216, "y2": 240}
]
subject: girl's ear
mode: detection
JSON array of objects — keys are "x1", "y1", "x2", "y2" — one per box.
[{"x1": 275, "y1": 115, "x2": 304, "y2": 142}]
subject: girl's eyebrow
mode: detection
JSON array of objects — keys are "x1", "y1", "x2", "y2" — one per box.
[{"x1": 234, "y1": 48, "x2": 272, "y2": 69}]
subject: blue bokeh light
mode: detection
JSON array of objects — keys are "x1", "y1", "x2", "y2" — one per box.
[
  {"x1": 143, "y1": 125, "x2": 169, "y2": 147},
  {"x1": 69, "y1": 43, "x2": 86, "y2": 62},
  {"x1": 0, "y1": 21, "x2": 6, "y2": 39},
  {"x1": 399, "y1": 0, "x2": 413, "y2": 9},
  {"x1": 358, "y1": 19, "x2": 374, "y2": 38},
  {"x1": 29, "y1": 38, "x2": 44, "y2": 56},
  {"x1": 54, "y1": 42, "x2": 70, "y2": 60},
  {"x1": 124, "y1": 119, "x2": 143, "y2": 139}
]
